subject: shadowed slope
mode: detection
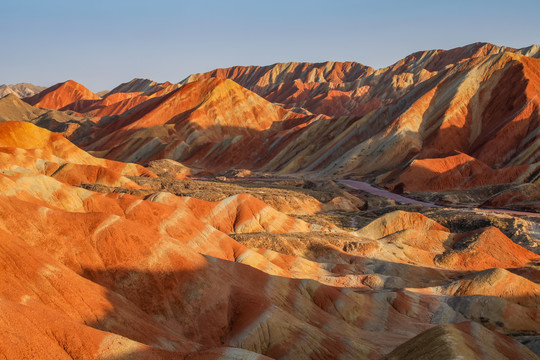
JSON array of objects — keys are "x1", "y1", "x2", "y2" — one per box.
[
  {"x1": 0, "y1": 93, "x2": 95, "y2": 139},
  {"x1": 383, "y1": 322, "x2": 538, "y2": 360}
]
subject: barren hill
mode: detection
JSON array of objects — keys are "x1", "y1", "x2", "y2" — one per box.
[
  {"x1": 24, "y1": 80, "x2": 101, "y2": 110},
  {"x1": 1, "y1": 42, "x2": 540, "y2": 359},
  {"x1": 0, "y1": 123, "x2": 538, "y2": 358},
  {"x1": 0, "y1": 83, "x2": 46, "y2": 98}
]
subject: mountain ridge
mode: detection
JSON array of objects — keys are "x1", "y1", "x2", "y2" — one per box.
[
  {"x1": 0, "y1": 83, "x2": 46, "y2": 98},
  {"x1": 1, "y1": 41, "x2": 540, "y2": 358},
  {"x1": 7, "y1": 43, "x2": 540, "y2": 197}
]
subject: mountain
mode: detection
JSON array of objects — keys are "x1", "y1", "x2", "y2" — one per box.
[
  {"x1": 1, "y1": 43, "x2": 540, "y2": 358},
  {"x1": 81, "y1": 77, "x2": 312, "y2": 168},
  {"x1": 23, "y1": 80, "x2": 101, "y2": 111},
  {"x1": 181, "y1": 43, "x2": 527, "y2": 118},
  {"x1": 3, "y1": 43, "x2": 539, "y2": 199},
  {"x1": 0, "y1": 83, "x2": 46, "y2": 98},
  {"x1": 0, "y1": 93, "x2": 95, "y2": 139},
  {"x1": 179, "y1": 46, "x2": 540, "y2": 191}
]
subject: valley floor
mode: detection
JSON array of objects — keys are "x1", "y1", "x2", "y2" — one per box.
[{"x1": 77, "y1": 173, "x2": 540, "y2": 359}]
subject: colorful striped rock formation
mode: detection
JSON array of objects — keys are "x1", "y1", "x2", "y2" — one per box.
[
  {"x1": 0, "y1": 42, "x2": 539, "y2": 359},
  {"x1": 13, "y1": 43, "x2": 538, "y2": 199},
  {"x1": 0, "y1": 125, "x2": 538, "y2": 358},
  {"x1": 0, "y1": 165, "x2": 538, "y2": 358},
  {"x1": 0, "y1": 121, "x2": 153, "y2": 188}
]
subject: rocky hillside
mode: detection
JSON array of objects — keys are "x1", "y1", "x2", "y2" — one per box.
[
  {"x1": 0, "y1": 83, "x2": 46, "y2": 98},
  {"x1": 0, "y1": 120, "x2": 538, "y2": 359},
  {"x1": 14, "y1": 43, "x2": 538, "y2": 199},
  {"x1": 0, "y1": 42, "x2": 539, "y2": 358}
]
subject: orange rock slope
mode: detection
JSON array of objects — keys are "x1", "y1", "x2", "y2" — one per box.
[
  {"x1": 24, "y1": 80, "x2": 101, "y2": 111},
  {"x1": 14, "y1": 43, "x2": 539, "y2": 197},
  {"x1": 0, "y1": 119, "x2": 538, "y2": 359},
  {"x1": 0, "y1": 121, "x2": 154, "y2": 188},
  {"x1": 68, "y1": 78, "x2": 182, "y2": 117},
  {"x1": 79, "y1": 77, "x2": 313, "y2": 169},
  {"x1": 176, "y1": 43, "x2": 540, "y2": 194}
]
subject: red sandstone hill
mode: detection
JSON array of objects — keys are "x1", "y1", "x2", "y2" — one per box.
[
  {"x1": 62, "y1": 79, "x2": 183, "y2": 118},
  {"x1": 182, "y1": 43, "x2": 533, "y2": 118},
  {"x1": 81, "y1": 77, "x2": 313, "y2": 169},
  {"x1": 0, "y1": 139, "x2": 538, "y2": 358},
  {"x1": 24, "y1": 80, "x2": 101, "y2": 111},
  {"x1": 7, "y1": 43, "x2": 540, "y2": 197}
]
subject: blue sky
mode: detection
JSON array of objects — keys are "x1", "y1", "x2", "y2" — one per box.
[{"x1": 2, "y1": 0, "x2": 539, "y2": 91}]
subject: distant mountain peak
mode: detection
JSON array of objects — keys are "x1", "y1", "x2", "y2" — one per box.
[
  {"x1": 107, "y1": 78, "x2": 161, "y2": 95},
  {"x1": 23, "y1": 80, "x2": 100, "y2": 110},
  {"x1": 0, "y1": 83, "x2": 46, "y2": 98}
]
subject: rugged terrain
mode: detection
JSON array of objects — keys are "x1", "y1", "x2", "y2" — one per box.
[
  {"x1": 0, "y1": 83, "x2": 46, "y2": 98},
  {"x1": 0, "y1": 42, "x2": 539, "y2": 359}
]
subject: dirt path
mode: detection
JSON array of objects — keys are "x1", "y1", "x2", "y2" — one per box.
[
  {"x1": 337, "y1": 180, "x2": 443, "y2": 208},
  {"x1": 338, "y1": 179, "x2": 540, "y2": 218},
  {"x1": 204, "y1": 176, "x2": 539, "y2": 218}
]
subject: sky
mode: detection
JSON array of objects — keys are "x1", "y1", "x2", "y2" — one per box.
[{"x1": 2, "y1": 0, "x2": 539, "y2": 91}]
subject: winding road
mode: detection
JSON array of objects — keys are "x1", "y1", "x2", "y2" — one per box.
[
  {"x1": 338, "y1": 179, "x2": 540, "y2": 218},
  {"x1": 337, "y1": 180, "x2": 443, "y2": 208}
]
